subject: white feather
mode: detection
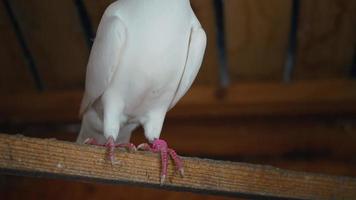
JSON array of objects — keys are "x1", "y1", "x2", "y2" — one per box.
[{"x1": 77, "y1": 0, "x2": 206, "y2": 144}]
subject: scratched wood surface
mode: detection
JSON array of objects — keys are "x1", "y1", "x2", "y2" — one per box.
[
  {"x1": 7, "y1": 117, "x2": 356, "y2": 178},
  {"x1": 294, "y1": 0, "x2": 356, "y2": 79},
  {"x1": 0, "y1": 2, "x2": 35, "y2": 93},
  {"x1": 8, "y1": 0, "x2": 88, "y2": 89},
  {"x1": 224, "y1": 0, "x2": 292, "y2": 81},
  {"x1": 0, "y1": 134, "x2": 355, "y2": 199}
]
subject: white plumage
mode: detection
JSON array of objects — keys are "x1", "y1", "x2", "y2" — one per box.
[{"x1": 77, "y1": 0, "x2": 206, "y2": 148}]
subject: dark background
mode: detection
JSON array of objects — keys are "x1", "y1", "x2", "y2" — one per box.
[{"x1": 0, "y1": 0, "x2": 356, "y2": 199}]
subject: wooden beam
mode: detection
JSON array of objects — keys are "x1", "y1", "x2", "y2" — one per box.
[
  {"x1": 4, "y1": 117, "x2": 356, "y2": 177},
  {"x1": 1, "y1": 80, "x2": 356, "y2": 124},
  {"x1": 0, "y1": 134, "x2": 356, "y2": 199}
]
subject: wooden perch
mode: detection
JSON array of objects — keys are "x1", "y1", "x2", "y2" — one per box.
[{"x1": 0, "y1": 134, "x2": 355, "y2": 199}]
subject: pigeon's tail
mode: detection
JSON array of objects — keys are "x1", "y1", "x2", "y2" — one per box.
[
  {"x1": 79, "y1": 93, "x2": 92, "y2": 117},
  {"x1": 77, "y1": 108, "x2": 105, "y2": 144},
  {"x1": 77, "y1": 121, "x2": 104, "y2": 144},
  {"x1": 77, "y1": 109, "x2": 139, "y2": 144},
  {"x1": 116, "y1": 123, "x2": 139, "y2": 144}
]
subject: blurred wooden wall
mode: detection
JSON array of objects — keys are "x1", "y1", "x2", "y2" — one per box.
[
  {"x1": 0, "y1": 0, "x2": 356, "y2": 92},
  {"x1": 1, "y1": 0, "x2": 355, "y2": 92},
  {"x1": 0, "y1": 0, "x2": 356, "y2": 199}
]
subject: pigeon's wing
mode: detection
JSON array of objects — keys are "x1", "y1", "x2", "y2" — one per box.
[
  {"x1": 80, "y1": 16, "x2": 126, "y2": 115},
  {"x1": 169, "y1": 25, "x2": 207, "y2": 109}
]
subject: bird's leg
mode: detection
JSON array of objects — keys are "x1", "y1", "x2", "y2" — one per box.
[
  {"x1": 168, "y1": 148, "x2": 184, "y2": 177},
  {"x1": 84, "y1": 137, "x2": 115, "y2": 163},
  {"x1": 138, "y1": 139, "x2": 184, "y2": 185},
  {"x1": 84, "y1": 137, "x2": 136, "y2": 164},
  {"x1": 106, "y1": 136, "x2": 116, "y2": 164}
]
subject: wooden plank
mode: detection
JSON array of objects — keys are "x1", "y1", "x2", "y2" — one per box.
[
  {"x1": 9, "y1": 0, "x2": 89, "y2": 89},
  {"x1": 224, "y1": 0, "x2": 292, "y2": 81},
  {"x1": 2, "y1": 161, "x2": 355, "y2": 200},
  {"x1": 0, "y1": 134, "x2": 356, "y2": 199},
  {"x1": 295, "y1": 0, "x2": 356, "y2": 79},
  {"x1": 0, "y1": 2, "x2": 35, "y2": 93},
  {"x1": 10, "y1": 117, "x2": 356, "y2": 178},
  {"x1": 4, "y1": 117, "x2": 356, "y2": 178},
  {"x1": 1, "y1": 80, "x2": 356, "y2": 124},
  {"x1": 1, "y1": 161, "x2": 355, "y2": 200},
  {"x1": 84, "y1": 0, "x2": 219, "y2": 85}
]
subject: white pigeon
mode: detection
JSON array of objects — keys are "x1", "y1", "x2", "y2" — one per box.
[{"x1": 77, "y1": 0, "x2": 206, "y2": 184}]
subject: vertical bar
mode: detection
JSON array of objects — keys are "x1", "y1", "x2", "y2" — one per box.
[
  {"x1": 351, "y1": 48, "x2": 356, "y2": 79},
  {"x1": 283, "y1": 0, "x2": 300, "y2": 82},
  {"x1": 74, "y1": 0, "x2": 95, "y2": 49},
  {"x1": 2, "y1": 0, "x2": 44, "y2": 91},
  {"x1": 213, "y1": 0, "x2": 230, "y2": 88}
]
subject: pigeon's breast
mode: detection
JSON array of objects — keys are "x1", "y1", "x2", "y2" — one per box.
[{"x1": 109, "y1": 15, "x2": 193, "y2": 116}]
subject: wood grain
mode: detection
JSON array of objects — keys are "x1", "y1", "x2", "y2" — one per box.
[
  {"x1": 10, "y1": 117, "x2": 356, "y2": 177},
  {"x1": 9, "y1": 0, "x2": 88, "y2": 89},
  {"x1": 1, "y1": 80, "x2": 356, "y2": 124},
  {"x1": 295, "y1": 0, "x2": 356, "y2": 79},
  {"x1": 4, "y1": 117, "x2": 356, "y2": 177},
  {"x1": 0, "y1": 2, "x2": 35, "y2": 93},
  {"x1": 10, "y1": 117, "x2": 356, "y2": 159},
  {"x1": 224, "y1": 0, "x2": 292, "y2": 81},
  {"x1": 0, "y1": 134, "x2": 356, "y2": 199}
]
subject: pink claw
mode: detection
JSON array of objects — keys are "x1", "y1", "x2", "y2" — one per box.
[
  {"x1": 84, "y1": 138, "x2": 99, "y2": 145},
  {"x1": 168, "y1": 148, "x2": 184, "y2": 177},
  {"x1": 84, "y1": 137, "x2": 136, "y2": 164},
  {"x1": 106, "y1": 136, "x2": 116, "y2": 164},
  {"x1": 138, "y1": 139, "x2": 184, "y2": 185}
]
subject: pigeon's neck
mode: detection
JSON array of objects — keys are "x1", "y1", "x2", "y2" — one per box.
[
  {"x1": 145, "y1": 0, "x2": 189, "y2": 4},
  {"x1": 116, "y1": 0, "x2": 191, "y2": 17},
  {"x1": 127, "y1": 0, "x2": 190, "y2": 8}
]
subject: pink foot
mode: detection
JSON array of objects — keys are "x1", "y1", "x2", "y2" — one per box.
[
  {"x1": 84, "y1": 137, "x2": 136, "y2": 164},
  {"x1": 138, "y1": 139, "x2": 184, "y2": 185}
]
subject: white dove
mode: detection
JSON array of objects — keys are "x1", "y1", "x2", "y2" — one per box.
[{"x1": 77, "y1": 0, "x2": 206, "y2": 184}]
